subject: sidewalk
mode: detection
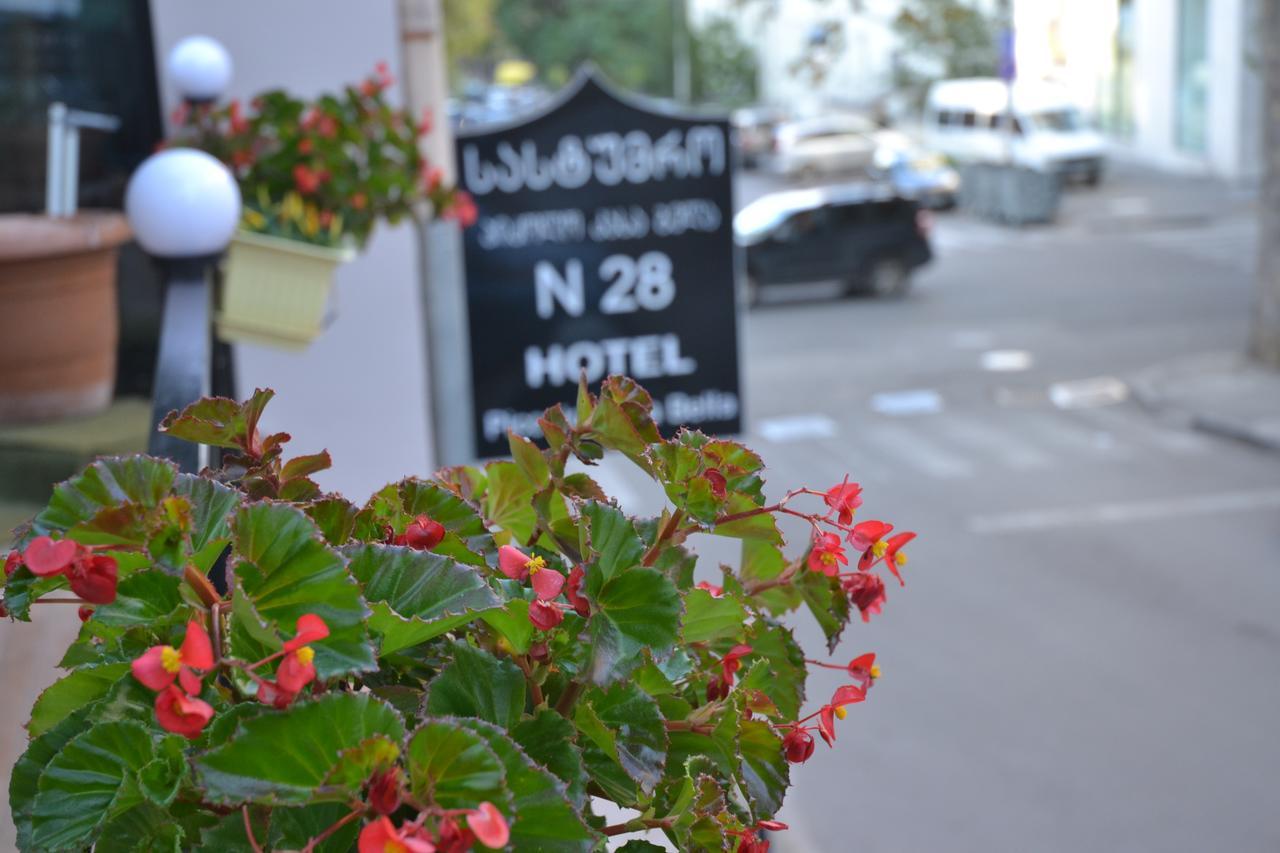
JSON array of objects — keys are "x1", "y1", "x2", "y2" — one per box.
[{"x1": 1130, "y1": 351, "x2": 1280, "y2": 452}]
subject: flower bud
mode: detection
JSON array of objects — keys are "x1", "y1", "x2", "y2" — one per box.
[
  {"x1": 782, "y1": 728, "x2": 815, "y2": 764},
  {"x1": 366, "y1": 767, "x2": 402, "y2": 815},
  {"x1": 77, "y1": 606, "x2": 94, "y2": 623}
]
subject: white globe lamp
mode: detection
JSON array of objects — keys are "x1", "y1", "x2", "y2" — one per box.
[
  {"x1": 167, "y1": 35, "x2": 233, "y2": 103},
  {"x1": 125, "y1": 149, "x2": 241, "y2": 258}
]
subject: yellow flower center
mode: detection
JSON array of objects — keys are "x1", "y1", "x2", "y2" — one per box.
[
  {"x1": 869, "y1": 664, "x2": 882, "y2": 680},
  {"x1": 525, "y1": 555, "x2": 547, "y2": 575},
  {"x1": 820, "y1": 552, "x2": 837, "y2": 566},
  {"x1": 895, "y1": 552, "x2": 908, "y2": 566},
  {"x1": 295, "y1": 646, "x2": 315, "y2": 666},
  {"x1": 871, "y1": 541, "x2": 888, "y2": 558},
  {"x1": 834, "y1": 705, "x2": 847, "y2": 720},
  {"x1": 161, "y1": 646, "x2": 182, "y2": 674}
]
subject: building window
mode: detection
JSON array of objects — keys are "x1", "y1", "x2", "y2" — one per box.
[
  {"x1": 0, "y1": 0, "x2": 162, "y2": 213},
  {"x1": 1174, "y1": 0, "x2": 1209, "y2": 154}
]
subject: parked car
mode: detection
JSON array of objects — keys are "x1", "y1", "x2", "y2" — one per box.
[
  {"x1": 773, "y1": 113, "x2": 910, "y2": 181},
  {"x1": 734, "y1": 183, "x2": 933, "y2": 304},
  {"x1": 922, "y1": 78, "x2": 1107, "y2": 184},
  {"x1": 731, "y1": 106, "x2": 787, "y2": 169},
  {"x1": 873, "y1": 145, "x2": 961, "y2": 209}
]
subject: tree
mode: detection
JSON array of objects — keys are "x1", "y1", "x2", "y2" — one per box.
[
  {"x1": 1251, "y1": 0, "x2": 1280, "y2": 367},
  {"x1": 891, "y1": 0, "x2": 1000, "y2": 101},
  {"x1": 691, "y1": 17, "x2": 759, "y2": 108},
  {"x1": 494, "y1": 0, "x2": 676, "y2": 96},
  {"x1": 443, "y1": 0, "x2": 497, "y2": 81}
]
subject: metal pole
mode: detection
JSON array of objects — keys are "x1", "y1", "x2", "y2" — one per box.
[
  {"x1": 673, "y1": 0, "x2": 693, "y2": 104},
  {"x1": 62, "y1": 126, "x2": 79, "y2": 217},
  {"x1": 148, "y1": 257, "x2": 214, "y2": 474},
  {"x1": 400, "y1": 0, "x2": 476, "y2": 466},
  {"x1": 46, "y1": 103, "x2": 66, "y2": 217}
]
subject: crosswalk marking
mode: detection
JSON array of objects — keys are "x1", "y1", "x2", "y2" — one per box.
[
  {"x1": 861, "y1": 422, "x2": 977, "y2": 479},
  {"x1": 935, "y1": 413, "x2": 1055, "y2": 470},
  {"x1": 968, "y1": 488, "x2": 1280, "y2": 534}
]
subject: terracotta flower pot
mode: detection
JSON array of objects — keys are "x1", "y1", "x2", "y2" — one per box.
[{"x1": 0, "y1": 212, "x2": 130, "y2": 422}]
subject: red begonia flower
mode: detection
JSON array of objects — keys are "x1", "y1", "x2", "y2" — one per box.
[
  {"x1": 882, "y1": 531, "x2": 916, "y2": 586},
  {"x1": 276, "y1": 646, "x2": 317, "y2": 693},
  {"x1": 443, "y1": 191, "x2": 478, "y2": 227},
  {"x1": 293, "y1": 163, "x2": 323, "y2": 194},
  {"x1": 566, "y1": 565, "x2": 591, "y2": 617},
  {"x1": 4, "y1": 550, "x2": 21, "y2": 576},
  {"x1": 695, "y1": 580, "x2": 723, "y2": 597},
  {"x1": 824, "y1": 479, "x2": 863, "y2": 526},
  {"x1": 848, "y1": 519, "x2": 893, "y2": 554},
  {"x1": 528, "y1": 598, "x2": 564, "y2": 631},
  {"x1": 706, "y1": 675, "x2": 729, "y2": 702},
  {"x1": 807, "y1": 532, "x2": 847, "y2": 577},
  {"x1": 782, "y1": 728, "x2": 815, "y2": 763},
  {"x1": 466, "y1": 802, "x2": 511, "y2": 849},
  {"x1": 132, "y1": 619, "x2": 214, "y2": 694},
  {"x1": 77, "y1": 606, "x2": 93, "y2": 623},
  {"x1": 846, "y1": 652, "x2": 880, "y2": 690},
  {"x1": 367, "y1": 767, "x2": 402, "y2": 815},
  {"x1": 256, "y1": 679, "x2": 297, "y2": 710},
  {"x1": 22, "y1": 536, "x2": 78, "y2": 576},
  {"x1": 737, "y1": 833, "x2": 770, "y2": 853},
  {"x1": 436, "y1": 816, "x2": 474, "y2": 852},
  {"x1": 843, "y1": 571, "x2": 886, "y2": 622},
  {"x1": 499, "y1": 545, "x2": 532, "y2": 581},
  {"x1": 817, "y1": 704, "x2": 838, "y2": 747},
  {"x1": 721, "y1": 644, "x2": 753, "y2": 685},
  {"x1": 831, "y1": 683, "x2": 867, "y2": 708},
  {"x1": 530, "y1": 564, "x2": 565, "y2": 601},
  {"x1": 68, "y1": 554, "x2": 118, "y2": 604},
  {"x1": 403, "y1": 514, "x2": 446, "y2": 550},
  {"x1": 154, "y1": 685, "x2": 214, "y2": 739},
  {"x1": 358, "y1": 816, "x2": 436, "y2": 853},
  {"x1": 703, "y1": 469, "x2": 728, "y2": 499},
  {"x1": 283, "y1": 614, "x2": 330, "y2": 652}
]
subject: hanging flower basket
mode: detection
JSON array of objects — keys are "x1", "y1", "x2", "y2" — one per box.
[{"x1": 217, "y1": 230, "x2": 355, "y2": 348}]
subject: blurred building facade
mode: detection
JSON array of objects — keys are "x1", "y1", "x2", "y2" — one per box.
[
  {"x1": 1013, "y1": 0, "x2": 1262, "y2": 181},
  {"x1": 693, "y1": 0, "x2": 1262, "y2": 181}
]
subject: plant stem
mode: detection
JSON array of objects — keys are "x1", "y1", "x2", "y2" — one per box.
[
  {"x1": 602, "y1": 817, "x2": 672, "y2": 837},
  {"x1": 183, "y1": 562, "x2": 221, "y2": 609},
  {"x1": 663, "y1": 719, "x2": 713, "y2": 735},
  {"x1": 554, "y1": 679, "x2": 584, "y2": 716},
  {"x1": 302, "y1": 807, "x2": 363, "y2": 852},
  {"x1": 243, "y1": 806, "x2": 264, "y2": 853},
  {"x1": 641, "y1": 508, "x2": 684, "y2": 567}
]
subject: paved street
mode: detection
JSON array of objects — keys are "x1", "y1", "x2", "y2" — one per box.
[{"x1": 720, "y1": 163, "x2": 1280, "y2": 851}]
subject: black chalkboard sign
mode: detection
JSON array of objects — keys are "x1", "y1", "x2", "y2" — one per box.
[{"x1": 455, "y1": 68, "x2": 742, "y2": 458}]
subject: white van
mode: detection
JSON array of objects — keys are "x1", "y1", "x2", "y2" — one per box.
[{"x1": 922, "y1": 78, "x2": 1107, "y2": 184}]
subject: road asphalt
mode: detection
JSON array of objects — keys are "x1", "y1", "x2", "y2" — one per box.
[{"x1": 717, "y1": 162, "x2": 1280, "y2": 852}]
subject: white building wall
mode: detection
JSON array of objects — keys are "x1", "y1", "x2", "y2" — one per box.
[{"x1": 149, "y1": 1, "x2": 436, "y2": 500}]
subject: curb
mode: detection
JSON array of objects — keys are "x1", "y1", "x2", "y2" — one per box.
[{"x1": 1129, "y1": 372, "x2": 1280, "y2": 454}]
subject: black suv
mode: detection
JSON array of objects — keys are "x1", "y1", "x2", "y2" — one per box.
[{"x1": 735, "y1": 183, "x2": 933, "y2": 303}]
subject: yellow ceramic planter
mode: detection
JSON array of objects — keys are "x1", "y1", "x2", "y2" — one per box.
[{"x1": 218, "y1": 231, "x2": 355, "y2": 349}]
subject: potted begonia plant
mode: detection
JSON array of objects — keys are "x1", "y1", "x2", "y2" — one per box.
[
  {"x1": 2, "y1": 377, "x2": 916, "y2": 851},
  {"x1": 170, "y1": 62, "x2": 475, "y2": 348}
]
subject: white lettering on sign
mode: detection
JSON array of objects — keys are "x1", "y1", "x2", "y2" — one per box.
[
  {"x1": 534, "y1": 260, "x2": 585, "y2": 319},
  {"x1": 476, "y1": 209, "x2": 585, "y2": 250},
  {"x1": 462, "y1": 126, "x2": 726, "y2": 196},
  {"x1": 524, "y1": 334, "x2": 697, "y2": 389},
  {"x1": 479, "y1": 387, "x2": 739, "y2": 443},
  {"x1": 534, "y1": 251, "x2": 676, "y2": 319}
]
